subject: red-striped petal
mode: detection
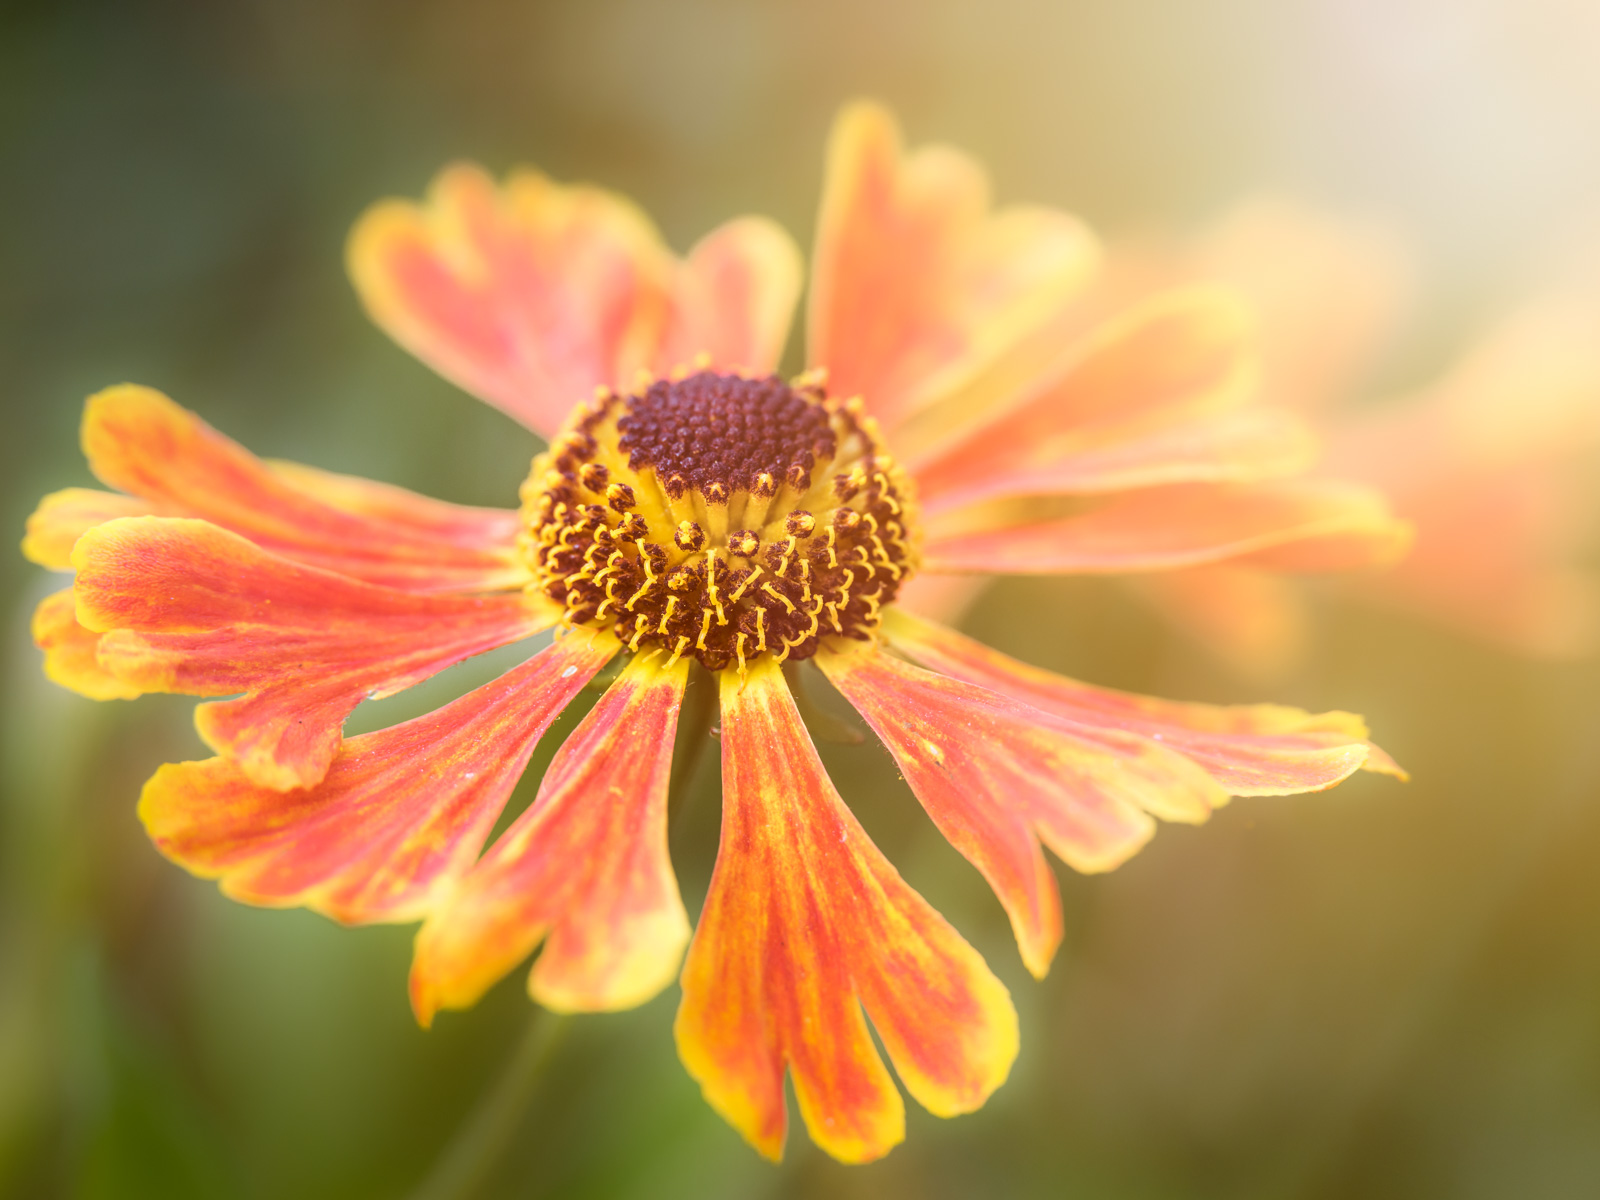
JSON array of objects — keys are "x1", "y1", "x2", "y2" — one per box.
[
  {"x1": 922, "y1": 479, "x2": 1411, "y2": 575},
  {"x1": 655, "y1": 217, "x2": 803, "y2": 375},
  {"x1": 348, "y1": 163, "x2": 672, "y2": 437},
  {"x1": 807, "y1": 101, "x2": 1097, "y2": 436},
  {"x1": 884, "y1": 608, "x2": 1405, "y2": 792},
  {"x1": 79, "y1": 385, "x2": 525, "y2": 593},
  {"x1": 902, "y1": 291, "x2": 1313, "y2": 511},
  {"x1": 410, "y1": 651, "x2": 690, "y2": 1021},
  {"x1": 263, "y1": 459, "x2": 524, "y2": 549},
  {"x1": 72, "y1": 517, "x2": 554, "y2": 790},
  {"x1": 674, "y1": 659, "x2": 1017, "y2": 1164},
  {"x1": 137, "y1": 631, "x2": 616, "y2": 923},
  {"x1": 818, "y1": 642, "x2": 1227, "y2": 977},
  {"x1": 31, "y1": 587, "x2": 143, "y2": 701}
]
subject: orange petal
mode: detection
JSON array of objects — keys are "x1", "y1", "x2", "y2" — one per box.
[
  {"x1": 674, "y1": 659, "x2": 1017, "y2": 1164},
  {"x1": 348, "y1": 163, "x2": 672, "y2": 436},
  {"x1": 922, "y1": 479, "x2": 1411, "y2": 574},
  {"x1": 909, "y1": 290, "x2": 1313, "y2": 509},
  {"x1": 818, "y1": 642, "x2": 1232, "y2": 977},
  {"x1": 655, "y1": 216, "x2": 803, "y2": 375},
  {"x1": 908, "y1": 285, "x2": 1258, "y2": 470},
  {"x1": 137, "y1": 630, "x2": 616, "y2": 924},
  {"x1": 81, "y1": 385, "x2": 526, "y2": 593},
  {"x1": 884, "y1": 607, "x2": 1405, "y2": 792},
  {"x1": 807, "y1": 101, "x2": 1097, "y2": 435},
  {"x1": 72, "y1": 517, "x2": 554, "y2": 791},
  {"x1": 410, "y1": 651, "x2": 689, "y2": 1022},
  {"x1": 31, "y1": 587, "x2": 143, "y2": 700},
  {"x1": 264, "y1": 459, "x2": 524, "y2": 548},
  {"x1": 22, "y1": 488, "x2": 159, "y2": 570},
  {"x1": 919, "y1": 407, "x2": 1314, "y2": 514}
]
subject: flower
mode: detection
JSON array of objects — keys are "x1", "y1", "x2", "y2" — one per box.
[
  {"x1": 1102, "y1": 201, "x2": 1600, "y2": 676},
  {"x1": 22, "y1": 103, "x2": 1406, "y2": 1164}
]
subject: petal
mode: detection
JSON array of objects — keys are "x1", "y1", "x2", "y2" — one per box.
[
  {"x1": 655, "y1": 216, "x2": 803, "y2": 375},
  {"x1": 410, "y1": 651, "x2": 690, "y2": 1021},
  {"x1": 908, "y1": 286, "x2": 1257, "y2": 475},
  {"x1": 807, "y1": 101, "x2": 1097, "y2": 435},
  {"x1": 264, "y1": 459, "x2": 524, "y2": 548},
  {"x1": 81, "y1": 385, "x2": 526, "y2": 593},
  {"x1": 922, "y1": 480, "x2": 1412, "y2": 574},
  {"x1": 72, "y1": 517, "x2": 554, "y2": 790},
  {"x1": 918, "y1": 408, "x2": 1314, "y2": 514},
  {"x1": 22, "y1": 488, "x2": 158, "y2": 570},
  {"x1": 674, "y1": 659, "x2": 1017, "y2": 1164},
  {"x1": 884, "y1": 607, "x2": 1405, "y2": 792},
  {"x1": 909, "y1": 290, "x2": 1314, "y2": 510},
  {"x1": 819, "y1": 642, "x2": 1234, "y2": 977},
  {"x1": 348, "y1": 163, "x2": 672, "y2": 436},
  {"x1": 137, "y1": 630, "x2": 616, "y2": 923},
  {"x1": 31, "y1": 588, "x2": 143, "y2": 701}
]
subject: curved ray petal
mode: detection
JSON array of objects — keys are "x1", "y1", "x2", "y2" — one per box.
[
  {"x1": 23, "y1": 487, "x2": 158, "y2": 570},
  {"x1": 907, "y1": 286, "x2": 1260, "y2": 476},
  {"x1": 884, "y1": 608, "x2": 1405, "y2": 789},
  {"x1": 72, "y1": 518, "x2": 555, "y2": 791},
  {"x1": 922, "y1": 479, "x2": 1411, "y2": 575},
  {"x1": 655, "y1": 216, "x2": 803, "y2": 376},
  {"x1": 818, "y1": 642, "x2": 1229, "y2": 977},
  {"x1": 807, "y1": 101, "x2": 1097, "y2": 436},
  {"x1": 349, "y1": 163, "x2": 672, "y2": 436},
  {"x1": 138, "y1": 630, "x2": 616, "y2": 924},
  {"x1": 675, "y1": 658, "x2": 1016, "y2": 1164},
  {"x1": 72, "y1": 385, "x2": 526, "y2": 593},
  {"x1": 409, "y1": 650, "x2": 690, "y2": 1020},
  {"x1": 32, "y1": 587, "x2": 143, "y2": 701},
  {"x1": 263, "y1": 460, "x2": 524, "y2": 548}
]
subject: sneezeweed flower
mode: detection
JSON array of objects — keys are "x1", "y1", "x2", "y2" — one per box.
[
  {"x1": 1108, "y1": 202, "x2": 1600, "y2": 675},
  {"x1": 22, "y1": 104, "x2": 1408, "y2": 1163}
]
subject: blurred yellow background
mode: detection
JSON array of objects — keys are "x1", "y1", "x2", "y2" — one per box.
[{"x1": 3, "y1": 2, "x2": 1600, "y2": 1197}]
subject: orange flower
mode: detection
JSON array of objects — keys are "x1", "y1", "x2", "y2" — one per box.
[
  {"x1": 1108, "y1": 202, "x2": 1600, "y2": 675},
  {"x1": 22, "y1": 103, "x2": 1405, "y2": 1163}
]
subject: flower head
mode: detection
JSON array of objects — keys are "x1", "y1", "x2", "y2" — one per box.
[{"x1": 23, "y1": 102, "x2": 1404, "y2": 1163}]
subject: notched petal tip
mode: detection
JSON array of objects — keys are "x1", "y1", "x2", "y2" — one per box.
[
  {"x1": 31, "y1": 588, "x2": 143, "y2": 701},
  {"x1": 810, "y1": 99, "x2": 1099, "y2": 437},
  {"x1": 141, "y1": 632, "x2": 615, "y2": 942},
  {"x1": 23, "y1": 486, "x2": 156, "y2": 570},
  {"x1": 409, "y1": 652, "x2": 690, "y2": 1024},
  {"x1": 819, "y1": 638, "x2": 1206, "y2": 977},
  {"x1": 659, "y1": 215, "x2": 805, "y2": 376},
  {"x1": 883, "y1": 607, "x2": 1404, "y2": 799},
  {"x1": 73, "y1": 516, "x2": 552, "y2": 791},
  {"x1": 76, "y1": 383, "x2": 526, "y2": 593},
  {"x1": 675, "y1": 659, "x2": 1016, "y2": 1164},
  {"x1": 347, "y1": 159, "x2": 676, "y2": 437}
]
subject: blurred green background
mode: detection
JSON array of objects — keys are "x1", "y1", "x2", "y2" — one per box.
[{"x1": 4, "y1": 1, "x2": 1600, "y2": 1197}]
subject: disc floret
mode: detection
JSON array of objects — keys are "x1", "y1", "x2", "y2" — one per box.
[{"x1": 521, "y1": 369, "x2": 919, "y2": 671}]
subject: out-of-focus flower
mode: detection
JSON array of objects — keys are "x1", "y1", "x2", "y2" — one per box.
[
  {"x1": 1109, "y1": 203, "x2": 1600, "y2": 676},
  {"x1": 21, "y1": 104, "x2": 1405, "y2": 1163}
]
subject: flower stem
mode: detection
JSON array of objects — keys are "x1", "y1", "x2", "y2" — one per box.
[{"x1": 406, "y1": 1007, "x2": 570, "y2": 1200}]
